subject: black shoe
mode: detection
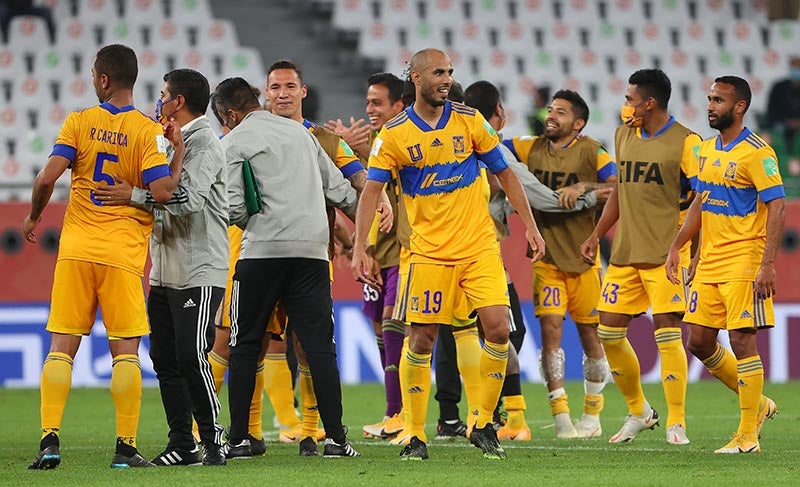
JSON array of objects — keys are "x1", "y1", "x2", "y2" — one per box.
[
  {"x1": 399, "y1": 436, "x2": 429, "y2": 460},
  {"x1": 222, "y1": 439, "x2": 252, "y2": 459},
  {"x1": 299, "y1": 436, "x2": 319, "y2": 456},
  {"x1": 151, "y1": 445, "x2": 202, "y2": 466},
  {"x1": 470, "y1": 424, "x2": 507, "y2": 460},
  {"x1": 322, "y1": 438, "x2": 360, "y2": 457},
  {"x1": 29, "y1": 433, "x2": 61, "y2": 470},
  {"x1": 248, "y1": 435, "x2": 266, "y2": 456},
  {"x1": 436, "y1": 418, "x2": 467, "y2": 439},
  {"x1": 111, "y1": 439, "x2": 155, "y2": 468},
  {"x1": 202, "y1": 443, "x2": 227, "y2": 466}
]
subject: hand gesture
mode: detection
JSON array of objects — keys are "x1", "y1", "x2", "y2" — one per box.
[
  {"x1": 526, "y1": 226, "x2": 546, "y2": 262},
  {"x1": 580, "y1": 234, "x2": 599, "y2": 265},
  {"x1": 93, "y1": 175, "x2": 133, "y2": 206},
  {"x1": 754, "y1": 262, "x2": 777, "y2": 299},
  {"x1": 556, "y1": 183, "x2": 583, "y2": 209},
  {"x1": 664, "y1": 245, "x2": 682, "y2": 285},
  {"x1": 22, "y1": 215, "x2": 41, "y2": 243}
]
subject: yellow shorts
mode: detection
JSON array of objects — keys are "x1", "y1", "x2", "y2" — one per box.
[
  {"x1": 398, "y1": 252, "x2": 508, "y2": 325},
  {"x1": 597, "y1": 263, "x2": 688, "y2": 316},
  {"x1": 684, "y1": 281, "x2": 774, "y2": 330},
  {"x1": 533, "y1": 261, "x2": 602, "y2": 324},
  {"x1": 47, "y1": 259, "x2": 149, "y2": 338}
]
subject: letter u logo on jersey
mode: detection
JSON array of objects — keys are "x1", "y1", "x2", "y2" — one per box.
[{"x1": 407, "y1": 144, "x2": 423, "y2": 162}]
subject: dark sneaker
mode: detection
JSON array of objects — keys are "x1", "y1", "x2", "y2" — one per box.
[
  {"x1": 202, "y1": 443, "x2": 227, "y2": 466},
  {"x1": 322, "y1": 438, "x2": 360, "y2": 457},
  {"x1": 299, "y1": 436, "x2": 319, "y2": 456},
  {"x1": 151, "y1": 446, "x2": 202, "y2": 466},
  {"x1": 248, "y1": 435, "x2": 266, "y2": 456},
  {"x1": 222, "y1": 439, "x2": 252, "y2": 459},
  {"x1": 436, "y1": 418, "x2": 467, "y2": 439},
  {"x1": 28, "y1": 433, "x2": 61, "y2": 470},
  {"x1": 470, "y1": 424, "x2": 507, "y2": 460},
  {"x1": 110, "y1": 452, "x2": 155, "y2": 468},
  {"x1": 399, "y1": 436, "x2": 429, "y2": 460}
]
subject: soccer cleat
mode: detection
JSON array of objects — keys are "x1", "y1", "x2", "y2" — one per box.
[
  {"x1": 279, "y1": 425, "x2": 303, "y2": 443},
  {"x1": 248, "y1": 435, "x2": 267, "y2": 456},
  {"x1": 609, "y1": 406, "x2": 660, "y2": 443},
  {"x1": 28, "y1": 433, "x2": 61, "y2": 470},
  {"x1": 470, "y1": 424, "x2": 507, "y2": 460},
  {"x1": 151, "y1": 445, "x2": 202, "y2": 466},
  {"x1": 222, "y1": 438, "x2": 252, "y2": 459},
  {"x1": 714, "y1": 433, "x2": 760, "y2": 454},
  {"x1": 322, "y1": 438, "x2": 360, "y2": 457},
  {"x1": 756, "y1": 396, "x2": 778, "y2": 439},
  {"x1": 574, "y1": 414, "x2": 602, "y2": 438},
  {"x1": 202, "y1": 443, "x2": 227, "y2": 466},
  {"x1": 399, "y1": 436, "x2": 429, "y2": 460},
  {"x1": 389, "y1": 430, "x2": 411, "y2": 445},
  {"x1": 435, "y1": 418, "x2": 467, "y2": 439},
  {"x1": 496, "y1": 423, "x2": 531, "y2": 441},
  {"x1": 110, "y1": 452, "x2": 155, "y2": 468},
  {"x1": 381, "y1": 413, "x2": 404, "y2": 437},
  {"x1": 554, "y1": 413, "x2": 579, "y2": 439},
  {"x1": 665, "y1": 424, "x2": 690, "y2": 445},
  {"x1": 299, "y1": 436, "x2": 319, "y2": 456},
  {"x1": 362, "y1": 415, "x2": 390, "y2": 438}
]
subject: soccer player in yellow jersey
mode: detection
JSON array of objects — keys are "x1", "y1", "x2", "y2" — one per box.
[
  {"x1": 23, "y1": 44, "x2": 184, "y2": 469},
  {"x1": 580, "y1": 69, "x2": 700, "y2": 445},
  {"x1": 505, "y1": 89, "x2": 616, "y2": 440},
  {"x1": 666, "y1": 76, "x2": 782, "y2": 454},
  {"x1": 352, "y1": 48, "x2": 545, "y2": 460}
]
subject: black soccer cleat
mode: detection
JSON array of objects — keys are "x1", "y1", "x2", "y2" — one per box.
[
  {"x1": 110, "y1": 452, "x2": 155, "y2": 468},
  {"x1": 202, "y1": 442, "x2": 227, "y2": 466},
  {"x1": 28, "y1": 433, "x2": 61, "y2": 470},
  {"x1": 222, "y1": 438, "x2": 252, "y2": 459},
  {"x1": 399, "y1": 436, "x2": 429, "y2": 460},
  {"x1": 248, "y1": 435, "x2": 267, "y2": 456},
  {"x1": 436, "y1": 418, "x2": 467, "y2": 439},
  {"x1": 322, "y1": 438, "x2": 360, "y2": 457},
  {"x1": 299, "y1": 436, "x2": 319, "y2": 456},
  {"x1": 470, "y1": 424, "x2": 507, "y2": 460},
  {"x1": 151, "y1": 445, "x2": 202, "y2": 466}
]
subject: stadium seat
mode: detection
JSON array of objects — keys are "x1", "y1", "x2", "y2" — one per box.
[
  {"x1": 635, "y1": 22, "x2": 674, "y2": 56},
  {"x1": 76, "y1": 0, "x2": 121, "y2": 25},
  {"x1": 224, "y1": 47, "x2": 266, "y2": 87},
  {"x1": 60, "y1": 75, "x2": 98, "y2": 112},
  {"x1": 7, "y1": 16, "x2": 52, "y2": 50},
  {"x1": 55, "y1": 18, "x2": 97, "y2": 51},
  {"x1": 145, "y1": 19, "x2": 192, "y2": 52},
  {"x1": 497, "y1": 21, "x2": 534, "y2": 56},
  {"x1": 768, "y1": 20, "x2": 800, "y2": 57},
  {"x1": 585, "y1": 21, "x2": 629, "y2": 56},
  {"x1": 170, "y1": 0, "x2": 213, "y2": 24},
  {"x1": 677, "y1": 20, "x2": 720, "y2": 53},
  {"x1": 359, "y1": 22, "x2": 399, "y2": 62},
  {"x1": 723, "y1": 21, "x2": 766, "y2": 54},
  {"x1": 123, "y1": 0, "x2": 165, "y2": 24},
  {"x1": 601, "y1": 0, "x2": 646, "y2": 24},
  {"x1": 0, "y1": 48, "x2": 31, "y2": 80},
  {"x1": 331, "y1": 0, "x2": 372, "y2": 32},
  {"x1": 194, "y1": 19, "x2": 240, "y2": 54},
  {"x1": 35, "y1": 0, "x2": 75, "y2": 19},
  {"x1": 425, "y1": 0, "x2": 468, "y2": 28},
  {"x1": 103, "y1": 19, "x2": 146, "y2": 51},
  {"x1": 11, "y1": 76, "x2": 47, "y2": 109},
  {"x1": 513, "y1": 0, "x2": 554, "y2": 27},
  {"x1": 33, "y1": 49, "x2": 75, "y2": 83}
]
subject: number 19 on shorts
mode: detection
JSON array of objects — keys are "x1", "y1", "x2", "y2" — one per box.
[{"x1": 411, "y1": 290, "x2": 443, "y2": 314}]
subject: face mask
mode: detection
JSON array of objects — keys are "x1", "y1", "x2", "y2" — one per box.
[
  {"x1": 790, "y1": 67, "x2": 800, "y2": 81},
  {"x1": 620, "y1": 103, "x2": 643, "y2": 127},
  {"x1": 155, "y1": 97, "x2": 177, "y2": 124}
]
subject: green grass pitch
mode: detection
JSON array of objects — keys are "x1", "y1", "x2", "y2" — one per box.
[{"x1": 1, "y1": 381, "x2": 798, "y2": 486}]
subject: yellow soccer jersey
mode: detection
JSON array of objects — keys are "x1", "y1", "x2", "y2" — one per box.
[
  {"x1": 694, "y1": 128, "x2": 784, "y2": 283},
  {"x1": 503, "y1": 135, "x2": 617, "y2": 184},
  {"x1": 52, "y1": 103, "x2": 170, "y2": 275},
  {"x1": 367, "y1": 101, "x2": 506, "y2": 264},
  {"x1": 303, "y1": 119, "x2": 363, "y2": 178}
]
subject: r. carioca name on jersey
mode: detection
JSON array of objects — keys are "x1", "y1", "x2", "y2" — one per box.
[
  {"x1": 618, "y1": 160, "x2": 664, "y2": 184},
  {"x1": 89, "y1": 127, "x2": 129, "y2": 147}
]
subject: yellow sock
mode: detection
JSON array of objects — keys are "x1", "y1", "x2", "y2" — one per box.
[
  {"x1": 504, "y1": 394, "x2": 527, "y2": 429},
  {"x1": 208, "y1": 350, "x2": 228, "y2": 394},
  {"x1": 478, "y1": 340, "x2": 508, "y2": 428},
  {"x1": 584, "y1": 393, "x2": 604, "y2": 416},
  {"x1": 548, "y1": 387, "x2": 570, "y2": 416},
  {"x1": 110, "y1": 354, "x2": 142, "y2": 447},
  {"x1": 736, "y1": 356, "x2": 764, "y2": 436},
  {"x1": 654, "y1": 327, "x2": 687, "y2": 427},
  {"x1": 248, "y1": 361, "x2": 265, "y2": 440},
  {"x1": 404, "y1": 349, "x2": 432, "y2": 442},
  {"x1": 264, "y1": 353, "x2": 300, "y2": 429},
  {"x1": 40, "y1": 352, "x2": 73, "y2": 436},
  {"x1": 453, "y1": 327, "x2": 482, "y2": 422},
  {"x1": 702, "y1": 344, "x2": 739, "y2": 393},
  {"x1": 399, "y1": 337, "x2": 411, "y2": 431},
  {"x1": 298, "y1": 364, "x2": 319, "y2": 439},
  {"x1": 598, "y1": 325, "x2": 645, "y2": 416}
]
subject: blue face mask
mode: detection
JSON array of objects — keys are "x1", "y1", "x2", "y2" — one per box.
[
  {"x1": 790, "y1": 67, "x2": 800, "y2": 81},
  {"x1": 155, "y1": 97, "x2": 177, "y2": 124}
]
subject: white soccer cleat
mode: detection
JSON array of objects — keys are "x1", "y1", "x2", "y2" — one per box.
[
  {"x1": 554, "y1": 413, "x2": 579, "y2": 439},
  {"x1": 362, "y1": 416, "x2": 390, "y2": 439},
  {"x1": 714, "y1": 433, "x2": 760, "y2": 454},
  {"x1": 574, "y1": 414, "x2": 602, "y2": 438},
  {"x1": 608, "y1": 405, "x2": 660, "y2": 443},
  {"x1": 665, "y1": 424, "x2": 690, "y2": 445}
]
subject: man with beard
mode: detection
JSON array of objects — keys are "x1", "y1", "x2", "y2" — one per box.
[
  {"x1": 504, "y1": 89, "x2": 616, "y2": 440},
  {"x1": 666, "y1": 76, "x2": 781, "y2": 454},
  {"x1": 579, "y1": 69, "x2": 699, "y2": 445},
  {"x1": 351, "y1": 48, "x2": 546, "y2": 460}
]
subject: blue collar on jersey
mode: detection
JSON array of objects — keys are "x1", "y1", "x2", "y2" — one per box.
[
  {"x1": 407, "y1": 101, "x2": 452, "y2": 132},
  {"x1": 99, "y1": 102, "x2": 136, "y2": 114},
  {"x1": 302, "y1": 118, "x2": 315, "y2": 129},
  {"x1": 715, "y1": 127, "x2": 751, "y2": 152},
  {"x1": 640, "y1": 115, "x2": 675, "y2": 139}
]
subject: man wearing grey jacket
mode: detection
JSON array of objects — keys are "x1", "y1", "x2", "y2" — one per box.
[
  {"x1": 95, "y1": 69, "x2": 228, "y2": 466},
  {"x1": 212, "y1": 77, "x2": 360, "y2": 458}
]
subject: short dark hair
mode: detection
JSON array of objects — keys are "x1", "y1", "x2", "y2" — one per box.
[
  {"x1": 268, "y1": 59, "x2": 303, "y2": 83},
  {"x1": 628, "y1": 69, "x2": 671, "y2": 109},
  {"x1": 552, "y1": 89, "x2": 590, "y2": 123},
  {"x1": 213, "y1": 77, "x2": 261, "y2": 114},
  {"x1": 448, "y1": 80, "x2": 464, "y2": 103},
  {"x1": 209, "y1": 93, "x2": 224, "y2": 125},
  {"x1": 464, "y1": 81, "x2": 501, "y2": 120},
  {"x1": 163, "y1": 69, "x2": 210, "y2": 116},
  {"x1": 714, "y1": 75, "x2": 752, "y2": 112},
  {"x1": 95, "y1": 44, "x2": 137, "y2": 89},
  {"x1": 367, "y1": 72, "x2": 404, "y2": 104}
]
